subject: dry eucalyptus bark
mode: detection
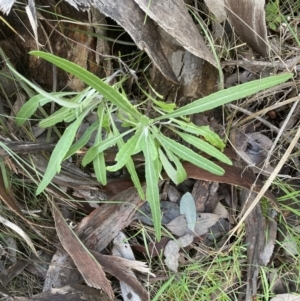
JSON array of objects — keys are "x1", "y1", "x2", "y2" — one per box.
[
  {"x1": 239, "y1": 189, "x2": 277, "y2": 300},
  {"x1": 0, "y1": 0, "x2": 104, "y2": 91},
  {"x1": 14, "y1": 284, "x2": 113, "y2": 301},
  {"x1": 66, "y1": 0, "x2": 178, "y2": 83},
  {"x1": 191, "y1": 180, "x2": 219, "y2": 212},
  {"x1": 225, "y1": 0, "x2": 269, "y2": 57}
]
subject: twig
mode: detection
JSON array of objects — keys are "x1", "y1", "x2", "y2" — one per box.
[
  {"x1": 229, "y1": 95, "x2": 300, "y2": 127},
  {"x1": 222, "y1": 56, "x2": 300, "y2": 71}
]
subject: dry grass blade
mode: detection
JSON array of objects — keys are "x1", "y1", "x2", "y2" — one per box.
[
  {"x1": 52, "y1": 201, "x2": 114, "y2": 299},
  {"x1": 0, "y1": 215, "x2": 38, "y2": 257},
  {"x1": 0, "y1": 159, "x2": 50, "y2": 228}
]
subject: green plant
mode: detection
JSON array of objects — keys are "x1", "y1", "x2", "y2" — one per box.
[
  {"x1": 266, "y1": 0, "x2": 282, "y2": 31},
  {"x1": 7, "y1": 51, "x2": 292, "y2": 240}
]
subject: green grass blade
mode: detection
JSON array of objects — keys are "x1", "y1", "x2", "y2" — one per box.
[
  {"x1": 174, "y1": 130, "x2": 232, "y2": 165},
  {"x1": 152, "y1": 275, "x2": 175, "y2": 301},
  {"x1": 156, "y1": 73, "x2": 292, "y2": 120},
  {"x1": 36, "y1": 112, "x2": 87, "y2": 195},
  {"x1": 30, "y1": 51, "x2": 141, "y2": 120},
  {"x1": 156, "y1": 134, "x2": 224, "y2": 175},
  {"x1": 141, "y1": 134, "x2": 161, "y2": 240}
]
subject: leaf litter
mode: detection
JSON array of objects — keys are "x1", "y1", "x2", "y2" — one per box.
[{"x1": 0, "y1": 0, "x2": 300, "y2": 300}]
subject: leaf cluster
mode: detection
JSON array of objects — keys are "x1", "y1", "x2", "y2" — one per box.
[{"x1": 8, "y1": 51, "x2": 292, "y2": 240}]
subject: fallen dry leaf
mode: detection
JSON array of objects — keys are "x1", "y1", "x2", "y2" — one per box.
[
  {"x1": 225, "y1": 0, "x2": 269, "y2": 57},
  {"x1": 76, "y1": 185, "x2": 146, "y2": 250},
  {"x1": 0, "y1": 0, "x2": 15, "y2": 14},
  {"x1": 91, "y1": 251, "x2": 149, "y2": 301},
  {"x1": 166, "y1": 213, "x2": 219, "y2": 237},
  {"x1": 0, "y1": 258, "x2": 28, "y2": 287},
  {"x1": 164, "y1": 233, "x2": 193, "y2": 272},
  {"x1": 213, "y1": 202, "x2": 229, "y2": 219},
  {"x1": 112, "y1": 232, "x2": 146, "y2": 301},
  {"x1": 44, "y1": 185, "x2": 145, "y2": 291},
  {"x1": 134, "y1": 0, "x2": 217, "y2": 67},
  {"x1": 132, "y1": 237, "x2": 172, "y2": 258},
  {"x1": 52, "y1": 202, "x2": 114, "y2": 299},
  {"x1": 182, "y1": 162, "x2": 280, "y2": 211},
  {"x1": 270, "y1": 294, "x2": 300, "y2": 301}
]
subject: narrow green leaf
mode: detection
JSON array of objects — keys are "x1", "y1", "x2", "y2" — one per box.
[
  {"x1": 111, "y1": 123, "x2": 145, "y2": 199},
  {"x1": 141, "y1": 134, "x2": 161, "y2": 241},
  {"x1": 156, "y1": 134, "x2": 224, "y2": 175},
  {"x1": 64, "y1": 111, "x2": 80, "y2": 123},
  {"x1": 93, "y1": 103, "x2": 107, "y2": 185},
  {"x1": 151, "y1": 127, "x2": 187, "y2": 183},
  {"x1": 65, "y1": 121, "x2": 99, "y2": 159},
  {"x1": 107, "y1": 128, "x2": 142, "y2": 172},
  {"x1": 15, "y1": 94, "x2": 40, "y2": 126},
  {"x1": 158, "y1": 148, "x2": 180, "y2": 184},
  {"x1": 36, "y1": 112, "x2": 87, "y2": 195},
  {"x1": 15, "y1": 92, "x2": 76, "y2": 126},
  {"x1": 156, "y1": 73, "x2": 293, "y2": 120},
  {"x1": 30, "y1": 51, "x2": 141, "y2": 120},
  {"x1": 158, "y1": 147, "x2": 187, "y2": 185},
  {"x1": 7, "y1": 64, "x2": 80, "y2": 108},
  {"x1": 153, "y1": 99, "x2": 176, "y2": 112},
  {"x1": 172, "y1": 120, "x2": 225, "y2": 150},
  {"x1": 93, "y1": 152, "x2": 106, "y2": 185},
  {"x1": 82, "y1": 130, "x2": 134, "y2": 166},
  {"x1": 125, "y1": 156, "x2": 145, "y2": 199},
  {"x1": 174, "y1": 130, "x2": 232, "y2": 165},
  {"x1": 39, "y1": 107, "x2": 72, "y2": 128},
  {"x1": 164, "y1": 148, "x2": 187, "y2": 183},
  {"x1": 138, "y1": 83, "x2": 176, "y2": 112}
]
